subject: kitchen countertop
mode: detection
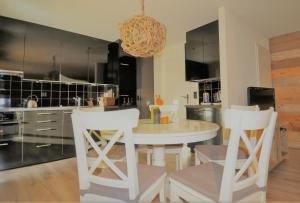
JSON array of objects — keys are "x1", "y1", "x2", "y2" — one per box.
[{"x1": 0, "y1": 105, "x2": 137, "y2": 112}]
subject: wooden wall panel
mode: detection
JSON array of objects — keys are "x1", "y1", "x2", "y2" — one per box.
[
  {"x1": 275, "y1": 86, "x2": 300, "y2": 104},
  {"x1": 271, "y1": 57, "x2": 300, "y2": 69},
  {"x1": 277, "y1": 104, "x2": 300, "y2": 113},
  {"x1": 287, "y1": 131, "x2": 300, "y2": 148},
  {"x1": 271, "y1": 49, "x2": 300, "y2": 61},
  {"x1": 270, "y1": 31, "x2": 300, "y2": 148},
  {"x1": 270, "y1": 31, "x2": 300, "y2": 53},
  {"x1": 277, "y1": 112, "x2": 300, "y2": 131},
  {"x1": 273, "y1": 76, "x2": 300, "y2": 87},
  {"x1": 272, "y1": 67, "x2": 300, "y2": 78}
]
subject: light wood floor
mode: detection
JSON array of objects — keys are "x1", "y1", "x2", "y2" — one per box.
[{"x1": 0, "y1": 148, "x2": 300, "y2": 202}]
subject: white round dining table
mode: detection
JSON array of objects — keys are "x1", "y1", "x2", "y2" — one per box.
[{"x1": 133, "y1": 119, "x2": 219, "y2": 167}]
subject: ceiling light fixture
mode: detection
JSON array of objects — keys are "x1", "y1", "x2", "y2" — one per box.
[{"x1": 119, "y1": 0, "x2": 166, "y2": 57}]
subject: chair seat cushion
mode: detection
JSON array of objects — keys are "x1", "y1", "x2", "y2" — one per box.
[
  {"x1": 87, "y1": 144, "x2": 126, "y2": 160},
  {"x1": 80, "y1": 163, "x2": 166, "y2": 201},
  {"x1": 195, "y1": 145, "x2": 247, "y2": 161},
  {"x1": 169, "y1": 162, "x2": 263, "y2": 202}
]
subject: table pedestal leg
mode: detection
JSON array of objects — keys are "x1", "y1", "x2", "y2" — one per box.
[
  {"x1": 152, "y1": 146, "x2": 166, "y2": 167},
  {"x1": 180, "y1": 144, "x2": 191, "y2": 169}
]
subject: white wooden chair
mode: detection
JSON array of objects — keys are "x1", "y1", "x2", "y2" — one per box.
[
  {"x1": 138, "y1": 100, "x2": 185, "y2": 170},
  {"x1": 194, "y1": 105, "x2": 259, "y2": 166},
  {"x1": 71, "y1": 109, "x2": 167, "y2": 202},
  {"x1": 169, "y1": 108, "x2": 277, "y2": 202},
  {"x1": 80, "y1": 110, "x2": 126, "y2": 167}
]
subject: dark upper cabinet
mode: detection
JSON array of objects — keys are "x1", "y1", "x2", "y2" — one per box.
[
  {"x1": 0, "y1": 17, "x2": 26, "y2": 71},
  {"x1": 185, "y1": 20, "x2": 220, "y2": 81},
  {"x1": 105, "y1": 42, "x2": 119, "y2": 84},
  {"x1": 24, "y1": 24, "x2": 62, "y2": 80},
  {"x1": 0, "y1": 16, "x2": 110, "y2": 82},
  {"x1": 60, "y1": 33, "x2": 109, "y2": 83},
  {"x1": 119, "y1": 56, "x2": 137, "y2": 105}
]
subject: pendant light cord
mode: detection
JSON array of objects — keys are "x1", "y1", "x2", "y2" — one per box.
[{"x1": 141, "y1": 0, "x2": 145, "y2": 15}]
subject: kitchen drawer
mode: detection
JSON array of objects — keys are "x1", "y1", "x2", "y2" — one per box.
[
  {"x1": 35, "y1": 120, "x2": 58, "y2": 129},
  {"x1": 23, "y1": 122, "x2": 58, "y2": 136},
  {"x1": 35, "y1": 111, "x2": 60, "y2": 120},
  {"x1": 23, "y1": 111, "x2": 37, "y2": 122},
  {"x1": 23, "y1": 141, "x2": 62, "y2": 164},
  {"x1": 0, "y1": 141, "x2": 23, "y2": 170},
  {"x1": 35, "y1": 127, "x2": 58, "y2": 137},
  {"x1": 23, "y1": 111, "x2": 59, "y2": 122}
]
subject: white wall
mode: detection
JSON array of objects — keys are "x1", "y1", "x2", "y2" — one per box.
[
  {"x1": 255, "y1": 44, "x2": 272, "y2": 88},
  {"x1": 218, "y1": 7, "x2": 270, "y2": 108},
  {"x1": 153, "y1": 40, "x2": 186, "y2": 120},
  {"x1": 153, "y1": 37, "x2": 199, "y2": 120}
]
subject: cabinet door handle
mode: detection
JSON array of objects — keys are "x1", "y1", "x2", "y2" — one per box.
[
  {"x1": 37, "y1": 112, "x2": 56, "y2": 115},
  {"x1": 36, "y1": 120, "x2": 56, "y2": 123},
  {"x1": 36, "y1": 144, "x2": 51, "y2": 148},
  {"x1": 64, "y1": 112, "x2": 72, "y2": 115},
  {"x1": 36, "y1": 128, "x2": 56, "y2": 132},
  {"x1": 0, "y1": 143, "x2": 8, "y2": 147}
]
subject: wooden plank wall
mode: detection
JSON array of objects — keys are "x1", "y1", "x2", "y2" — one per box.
[{"x1": 270, "y1": 31, "x2": 300, "y2": 148}]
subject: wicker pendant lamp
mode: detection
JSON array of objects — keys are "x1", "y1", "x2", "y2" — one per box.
[{"x1": 120, "y1": 0, "x2": 166, "y2": 57}]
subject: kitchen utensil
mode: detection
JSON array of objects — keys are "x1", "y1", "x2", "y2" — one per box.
[
  {"x1": 87, "y1": 98, "x2": 94, "y2": 107},
  {"x1": 203, "y1": 91, "x2": 210, "y2": 103},
  {"x1": 27, "y1": 95, "x2": 38, "y2": 108}
]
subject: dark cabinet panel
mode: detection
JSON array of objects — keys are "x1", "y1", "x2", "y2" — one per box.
[
  {"x1": 119, "y1": 56, "x2": 137, "y2": 105},
  {"x1": 0, "y1": 141, "x2": 22, "y2": 170},
  {"x1": 24, "y1": 24, "x2": 61, "y2": 80},
  {"x1": 105, "y1": 42, "x2": 119, "y2": 84},
  {"x1": 0, "y1": 17, "x2": 26, "y2": 71},
  {"x1": 1, "y1": 16, "x2": 110, "y2": 82},
  {"x1": 0, "y1": 118, "x2": 22, "y2": 170},
  {"x1": 22, "y1": 142, "x2": 62, "y2": 165}
]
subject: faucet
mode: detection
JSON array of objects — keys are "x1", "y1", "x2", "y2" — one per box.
[{"x1": 73, "y1": 96, "x2": 81, "y2": 108}]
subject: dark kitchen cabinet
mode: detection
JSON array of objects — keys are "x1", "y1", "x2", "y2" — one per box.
[
  {"x1": 22, "y1": 110, "x2": 63, "y2": 165},
  {"x1": 23, "y1": 24, "x2": 62, "y2": 80},
  {"x1": 185, "y1": 20, "x2": 220, "y2": 81},
  {"x1": 105, "y1": 42, "x2": 119, "y2": 84},
  {"x1": 0, "y1": 114, "x2": 22, "y2": 170},
  {"x1": 0, "y1": 141, "x2": 23, "y2": 170},
  {"x1": 0, "y1": 17, "x2": 26, "y2": 71},
  {"x1": 1, "y1": 16, "x2": 111, "y2": 82},
  {"x1": 119, "y1": 56, "x2": 137, "y2": 106},
  {"x1": 60, "y1": 34, "x2": 109, "y2": 83}
]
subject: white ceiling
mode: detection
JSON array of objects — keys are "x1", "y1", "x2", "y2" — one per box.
[{"x1": 0, "y1": 0, "x2": 300, "y2": 43}]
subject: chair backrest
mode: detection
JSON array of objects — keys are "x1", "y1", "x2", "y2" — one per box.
[
  {"x1": 71, "y1": 108, "x2": 140, "y2": 200},
  {"x1": 149, "y1": 100, "x2": 179, "y2": 122},
  {"x1": 223, "y1": 105, "x2": 260, "y2": 144},
  {"x1": 231, "y1": 105, "x2": 259, "y2": 111},
  {"x1": 219, "y1": 108, "x2": 277, "y2": 202}
]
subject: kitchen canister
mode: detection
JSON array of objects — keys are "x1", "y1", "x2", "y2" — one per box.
[{"x1": 203, "y1": 91, "x2": 210, "y2": 103}]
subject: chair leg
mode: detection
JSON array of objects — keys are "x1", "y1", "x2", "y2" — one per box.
[
  {"x1": 259, "y1": 191, "x2": 266, "y2": 203},
  {"x1": 175, "y1": 154, "x2": 180, "y2": 171},
  {"x1": 170, "y1": 182, "x2": 183, "y2": 202},
  {"x1": 195, "y1": 151, "x2": 201, "y2": 165},
  {"x1": 147, "y1": 151, "x2": 151, "y2": 165},
  {"x1": 135, "y1": 150, "x2": 139, "y2": 163},
  {"x1": 178, "y1": 152, "x2": 184, "y2": 170},
  {"x1": 159, "y1": 181, "x2": 166, "y2": 202}
]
